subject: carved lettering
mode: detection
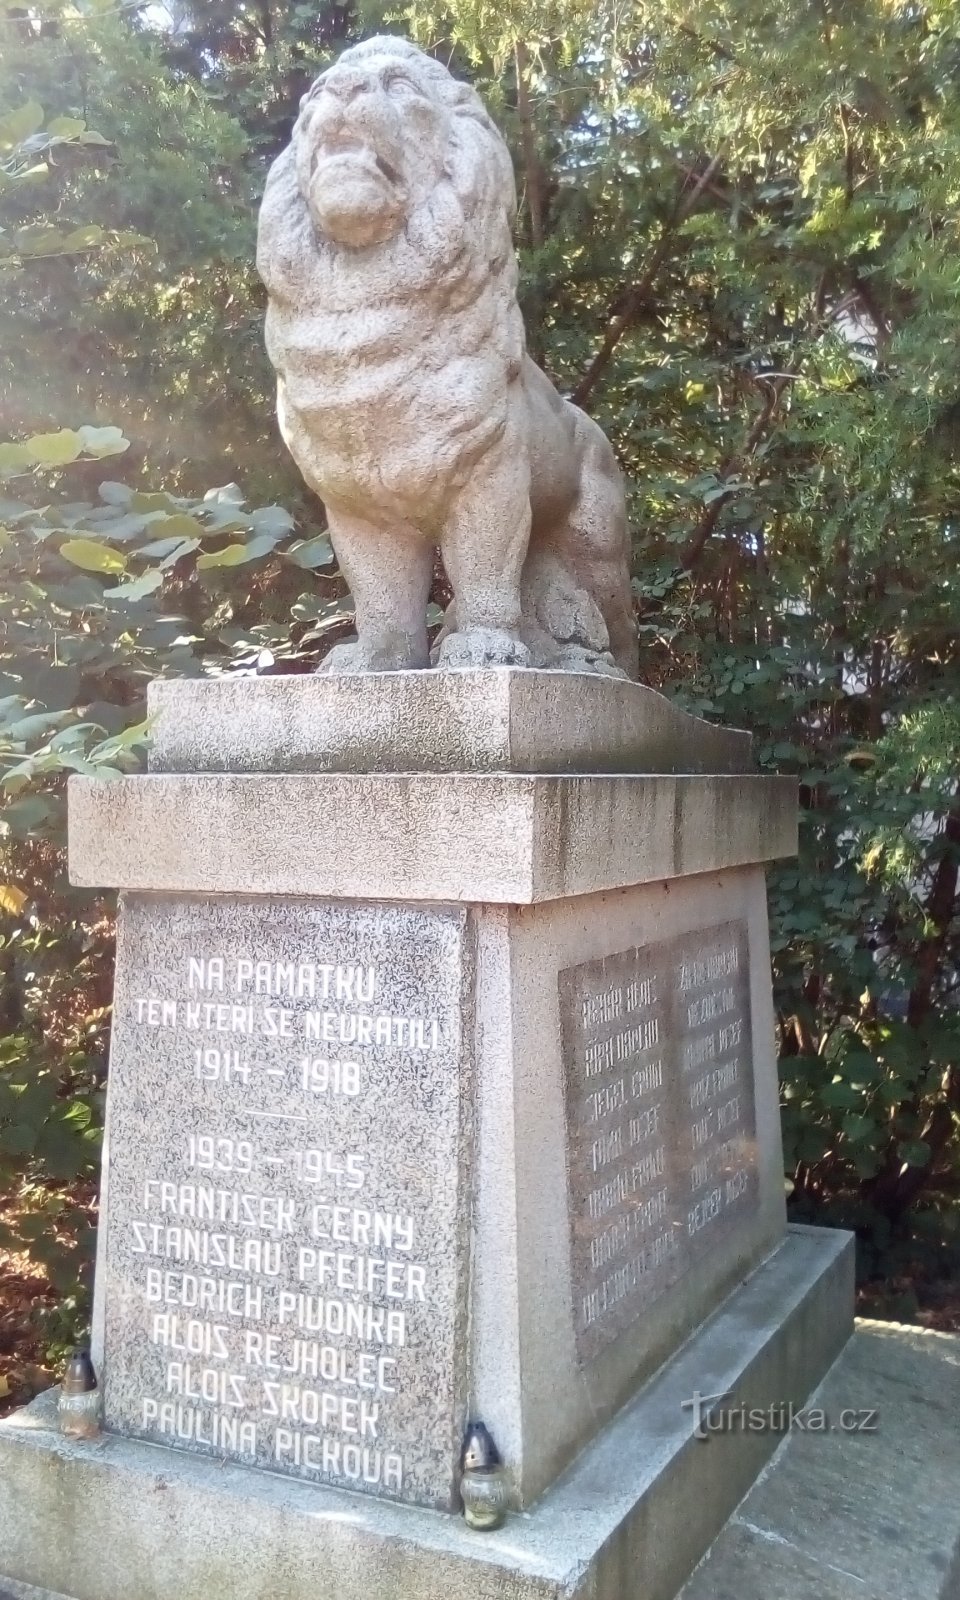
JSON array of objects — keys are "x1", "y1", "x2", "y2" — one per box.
[{"x1": 560, "y1": 920, "x2": 758, "y2": 1359}]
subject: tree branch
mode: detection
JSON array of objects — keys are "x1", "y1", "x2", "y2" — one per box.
[
  {"x1": 677, "y1": 23, "x2": 738, "y2": 63},
  {"x1": 571, "y1": 150, "x2": 726, "y2": 411},
  {"x1": 678, "y1": 282, "x2": 854, "y2": 570},
  {"x1": 514, "y1": 41, "x2": 544, "y2": 250},
  {"x1": 678, "y1": 380, "x2": 786, "y2": 570},
  {"x1": 865, "y1": 782, "x2": 960, "y2": 1218}
]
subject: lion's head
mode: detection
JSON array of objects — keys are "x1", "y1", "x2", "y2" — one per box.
[{"x1": 290, "y1": 36, "x2": 516, "y2": 253}]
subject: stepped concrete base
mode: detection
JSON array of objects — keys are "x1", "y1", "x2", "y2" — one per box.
[
  {"x1": 0, "y1": 1227, "x2": 851, "y2": 1600},
  {"x1": 7, "y1": 1307, "x2": 956, "y2": 1600}
]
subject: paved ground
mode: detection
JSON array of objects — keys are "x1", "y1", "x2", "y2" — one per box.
[{"x1": 680, "y1": 1318, "x2": 960, "y2": 1600}]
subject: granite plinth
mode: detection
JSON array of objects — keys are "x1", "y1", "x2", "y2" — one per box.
[
  {"x1": 89, "y1": 865, "x2": 787, "y2": 1509},
  {"x1": 470, "y1": 866, "x2": 787, "y2": 1502},
  {"x1": 0, "y1": 1227, "x2": 853, "y2": 1600},
  {"x1": 67, "y1": 771, "x2": 797, "y2": 902},
  {"x1": 147, "y1": 670, "x2": 754, "y2": 776},
  {"x1": 64, "y1": 670, "x2": 816, "y2": 1557}
]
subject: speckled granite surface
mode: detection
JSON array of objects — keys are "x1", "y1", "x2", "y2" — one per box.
[
  {"x1": 98, "y1": 893, "x2": 474, "y2": 1510},
  {"x1": 145, "y1": 670, "x2": 755, "y2": 777}
]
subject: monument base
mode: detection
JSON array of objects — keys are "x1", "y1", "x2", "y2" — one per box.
[{"x1": 0, "y1": 1227, "x2": 851, "y2": 1600}]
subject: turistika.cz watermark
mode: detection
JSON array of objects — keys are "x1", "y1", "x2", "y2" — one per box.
[{"x1": 682, "y1": 1389, "x2": 879, "y2": 1440}]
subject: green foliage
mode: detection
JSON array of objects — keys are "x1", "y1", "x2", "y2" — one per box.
[
  {"x1": 0, "y1": 30, "x2": 349, "y2": 1334},
  {"x1": 3, "y1": 0, "x2": 960, "y2": 1343},
  {"x1": 0, "y1": 8, "x2": 295, "y2": 500}
]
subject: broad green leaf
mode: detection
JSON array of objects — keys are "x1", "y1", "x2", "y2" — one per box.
[
  {"x1": 81, "y1": 513, "x2": 148, "y2": 542},
  {"x1": 0, "y1": 1123, "x2": 37, "y2": 1156},
  {"x1": 2, "y1": 796, "x2": 54, "y2": 833},
  {"x1": 898, "y1": 1141, "x2": 932, "y2": 1169},
  {"x1": 26, "y1": 430, "x2": 83, "y2": 468},
  {"x1": 841, "y1": 1113, "x2": 875, "y2": 1145},
  {"x1": 203, "y1": 483, "x2": 245, "y2": 506},
  {"x1": 77, "y1": 425, "x2": 129, "y2": 459},
  {"x1": 249, "y1": 504, "x2": 294, "y2": 536},
  {"x1": 151, "y1": 513, "x2": 204, "y2": 540},
  {"x1": 820, "y1": 1081, "x2": 863, "y2": 1109},
  {"x1": 98, "y1": 481, "x2": 133, "y2": 506},
  {"x1": 130, "y1": 492, "x2": 179, "y2": 514},
  {"x1": 48, "y1": 723, "x2": 102, "y2": 750},
  {"x1": 6, "y1": 710, "x2": 67, "y2": 740},
  {"x1": 195, "y1": 542, "x2": 251, "y2": 569},
  {"x1": 59, "y1": 538, "x2": 127, "y2": 574},
  {"x1": 103, "y1": 568, "x2": 164, "y2": 601},
  {"x1": 158, "y1": 537, "x2": 199, "y2": 568},
  {"x1": 0, "y1": 101, "x2": 44, "y2": 150},
  {"x1": 57, "y1": 225, "x2": 105, "y2": 253},
  {"x1": 0, "y1": 498, "x2": 33, "y2": 522},
  {"x1": 46, "y1": 116, "x2": 86, "y2": 139},
  {"x1": 286, "y1": 535, "x2": 335, "y2": 569},
  {"x1": 0, "y1": 444, "x2": 33, "y2": 476},
  {"x1": 139, "y1": 536, "x2": 190, "y2": 558},
  {"x1": 196, "y1": 534, "x2": 276, "y2": 568},
  {"x1": 13, "y1": 225, "x2": 66, "y2": 257},
  {"x1": 90, "y1": 719, "x2": 151, "y2": 761},
  {"x1": 0, "y1": 886, "x2": 27, "y2": 915}
]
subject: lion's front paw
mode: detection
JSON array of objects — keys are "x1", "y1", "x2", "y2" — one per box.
[
  {"x1": 316, "y1": 637, "x2": 429, "y2": 675},
  {"x1": 437, "y1": 628, "x2": 532, "y2": 670},
  {"x1": 314, "y1": 641, "x2": 369, "y2": 676}
]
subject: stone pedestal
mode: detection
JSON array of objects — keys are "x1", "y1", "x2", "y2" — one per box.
[{"x1": 0, "y1": 670, "x2": 853, "y2": 1599}]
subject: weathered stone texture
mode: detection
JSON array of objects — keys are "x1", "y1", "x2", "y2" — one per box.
[
  {"x1": 469, "y1": 868, "x2": 788, "y2": 1504},
  {"x1": 146, "y1": 671, "x2": 754, "y2": 777},
  {"x1": 257, "y1": 39, "x2": 636, "y2": 676},
  {"x1": 99, "y1": 893, "x2": 473, "y2": 1510},
  {"x1": 0, "y1": 1229, "x2": 854, "y2": 1600},
  {"x1": 67, "y1": 771, "x2": 797, "y2": 902},
  {"x1": 559, "y1": 920, "x2": 757, "y2": 1361}
]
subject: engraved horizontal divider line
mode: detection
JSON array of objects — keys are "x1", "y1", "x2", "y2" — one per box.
[{"x1": 68, "y1": 772, "x2": 798, "y2": 904}]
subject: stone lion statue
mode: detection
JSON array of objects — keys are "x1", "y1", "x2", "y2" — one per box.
[{"x1": 257, "y1": 35, "x2": 637, "y2": 677}]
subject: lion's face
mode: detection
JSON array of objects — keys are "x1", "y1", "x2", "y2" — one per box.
[{"x1": 294, "y1": 45, "x2": 452, "y2": 249}]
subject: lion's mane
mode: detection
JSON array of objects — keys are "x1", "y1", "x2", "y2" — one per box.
[{"x1": 258, "y1": 37, "x2": 520, "y2": 322}]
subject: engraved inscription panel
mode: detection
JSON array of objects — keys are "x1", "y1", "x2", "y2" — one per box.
[
  {"x1": 103, "y1": 895, "x2": 472, "y2": 1509},
  {"x1": 560, "y1": 921, "x2": 757, "y2": 1360}
]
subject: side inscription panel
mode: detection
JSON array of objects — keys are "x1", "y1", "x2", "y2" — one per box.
[{"x1": 559, "y1": 920, "x2": 757, "y2": 1360}]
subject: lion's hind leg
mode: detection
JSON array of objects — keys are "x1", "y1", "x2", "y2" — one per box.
[
  {"x1": 561, "y1": 410, "x2": 638, "y2": 680},
  {"x1": 520, "y1": 546, "x2": 622, "y2": 675}
]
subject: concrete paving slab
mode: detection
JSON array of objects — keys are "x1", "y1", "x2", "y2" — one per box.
[{"x1": 680, "y1": 1318, "x2": 960, "y2": 1600}]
